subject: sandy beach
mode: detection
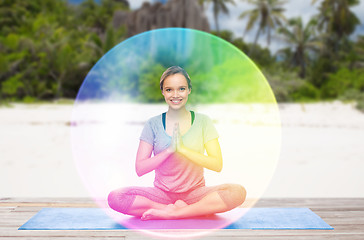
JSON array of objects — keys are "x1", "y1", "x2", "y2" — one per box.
[{"x1": 0, "y1": 101, "x2": 363, "y2": 199}]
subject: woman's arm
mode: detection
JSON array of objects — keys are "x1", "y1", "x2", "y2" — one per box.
[
  {"x1": 135, "y1": 140, "x2": 174, "y2": 177},
  {"x1": 178, "y1": 139, "x2": 223, "y2": 172},
  {"x1": 175, "y1": 123, "x2": 223, "y2": 172}
]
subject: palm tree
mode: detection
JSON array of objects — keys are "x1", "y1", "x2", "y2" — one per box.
[
  {"x1": 203, "y1": 0, "x2": 236, "y2": 33},
  {"x1": 312, "y1": 0, "x2": 360, "y2": 39},
  {"x1": 198, "y1": 0, "x2": 206, "y2": 11},
  {"x1": 348, "y1": 35, "x2": 364, "y2": 69},
  {"x1": 277, "y1": 17, "x2": 322, "y2": 78},
  {"x1": 312, "y1": 0, "x2": 360, "y2": 52},
  {"x1": 355, "y1": 36, "x2": 364, "y2": 62},
  {"x1": 79, "y1": 0, "x2": 128, "y2": 33},
  {"x1": 239, "y1": 0, "x2": 287, "y2": 46}
]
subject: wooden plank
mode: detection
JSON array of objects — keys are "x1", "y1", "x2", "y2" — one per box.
[
  {"x1": 3, "y1": 230, "x2": 362, "y2": 239},
  {"x1": 0, "y1": 198, "x2": 94, "y2": 203},
  {"x1": 0, "y1": 229, "x2": 347, "y2": 237},
  {"x1": 153, "y1": 235, "x2": 364, "y2": 240},
  {"x1": 314, "y1": 211, "x2": 364, "y2": 224},
  {"x1": 0, "y1": 202, "x2": 97, "y2": 208},
  {"x1": 255, "y1": 198, "x2": 364, "y2": 209},
  {"x1": 11, "y1": 206, "x2": 48, "y2": 212},
  {"x1": 0, "y1": 198, "x2": 97, "y2": 208},
  {"x1": 2, "y1": 199, "x2": 363, "y2": 209},
  {"x1": 1, "y1": 198, "x2": 363, "y2": 205},
  {"x1": 0, "y1": 237, "x2": 125, "y2": 240},
  {"x1": 258, "y1": 198, "x2": 364, "y2": 204},
  {"x1": 0, "y1": 218, "x2": 34, "y2": 224},
  {"x1": 0, "y1": 207, "x2": 16, "y2": 211},
  {"x1": 1, "y1": 198, "x2": 362, "y2": 209},
  {"x1": 1, "y1": 227, "x2": 362, "y2": 236},
  {"x1": 0, "y1": 210, "x2": 14, "y2": 213},
  {"x1": 0, "y1": 232, "x2": 364, "y2": 240},
  {"x1": 0, "y1": 229, "x2": 362, "y2": 240}
]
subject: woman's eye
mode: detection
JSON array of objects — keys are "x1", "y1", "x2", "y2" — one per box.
[
  {"x1": 166, "y1": 89, "x2": 171, "y2": 92},
  {"x1": 180, "y1": 88, "x2": 185, "y2": 91}
]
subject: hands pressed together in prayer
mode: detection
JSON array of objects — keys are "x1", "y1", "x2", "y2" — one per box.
[
  {"x1": 169, "y1": 123, "x2": 184, "y2": 153},
  {"x1": 166, "y1": 122, "x2": 222, "y2": 172}
]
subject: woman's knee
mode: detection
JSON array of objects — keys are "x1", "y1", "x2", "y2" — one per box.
[
  {"x1": 237, "y1": 184, "x2": 247, "y2": 204},
  {"x1": 218, "y1": 184, "x2": 247, "y2": 209},
  {"x1": 107, "y1": 190, "x2": 118, "y2": 209},
  {"x1": 229, "y1": 184, "x2": 247, "y2": 205},
  {"x1": 107, "y1": 189, "x2": 136, "y2": 214}
]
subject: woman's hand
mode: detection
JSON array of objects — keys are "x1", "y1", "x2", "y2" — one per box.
[
  {"x1": 169, "y1": 123, "x2": 179, "y2": 152},
  {"x1": 174, "y1": 123, "x2": 184, "y2": 152},
  {"x1": 167, "y1": 123, "x2": 178, "y2": 153},
  {"x1": 168, "y1": 123, "x2": 223, "y2": 172},
  {"x1": 176, "y1": 123, "x2": 183, "y2": 151}
]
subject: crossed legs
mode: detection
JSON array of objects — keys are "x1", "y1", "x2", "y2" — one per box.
[{"x1": 108, "y1": 184, "x2": 246, "y2": 220}]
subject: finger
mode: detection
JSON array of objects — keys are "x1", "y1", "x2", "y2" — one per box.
[
  {"x1": 175, "y1": 123, "x2": 179, "y2": 137},
  {"x1": 141, "y1": 213, "x2": 149, "y2": 221},
  {"x1": 173, "y1": 128, "x2": 177, "y2": 142},
  {"x1": 172, "y1": 123, "x2": 177, "y2": 133}
]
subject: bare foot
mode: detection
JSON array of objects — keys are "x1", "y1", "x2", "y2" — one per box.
[
  {"x1": 141, "y1": 208, "x2": 177, "y2": 220},
  {"x1": 175, "y1": 201, "x2": 214, "y2": 218},
  {"x1": 166, "y1": 203, "x2": 176, "y2": 211},
  {"x1": 140, "y1": 200, "x2": 188, "y2": 220}
]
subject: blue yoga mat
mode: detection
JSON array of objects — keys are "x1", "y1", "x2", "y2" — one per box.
[{"x1": 18, "y1": 207, "x2": 333, "y2": 230}]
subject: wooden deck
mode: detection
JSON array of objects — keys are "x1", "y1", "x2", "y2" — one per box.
[{"x1": 1, "y1": 198, "x2": 363, "y2": 239}]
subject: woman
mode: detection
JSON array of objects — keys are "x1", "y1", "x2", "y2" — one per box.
[{"x1": 108, "y1": 66, "x2": 246, "y2": 220}]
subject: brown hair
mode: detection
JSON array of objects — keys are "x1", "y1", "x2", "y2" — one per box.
[{"x1": 160, "y1": 66, "x2": 192, "y2": 90}]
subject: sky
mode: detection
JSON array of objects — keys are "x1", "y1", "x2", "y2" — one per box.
[{"x1": 129, "y1": 0, "x2": 364, "y2": 53}]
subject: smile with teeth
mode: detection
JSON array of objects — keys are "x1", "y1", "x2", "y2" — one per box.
[{"x1": 171, "y1": 99, "x2": 182, "y2": 104}]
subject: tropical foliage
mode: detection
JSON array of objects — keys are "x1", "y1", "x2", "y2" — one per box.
[
  {"x1": 239, "y1": 0, "x2": 287, "y2": 46},
  {"x1": 0, "y1": 0, "x2": 363, "y2": 111},
  {"x1": 201, "y1": 0, "x2": 236, "y2": 33},
  {"x1": 0, "y1": 0, "x2": 128, "y2": 101},
  {"x1": 276, "y1": 17, "x2": 322, "y2": 78}
]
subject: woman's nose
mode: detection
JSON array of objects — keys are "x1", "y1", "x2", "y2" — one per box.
[{"x1": 173, "y1": 90, "x2": 178, "y2": 97}]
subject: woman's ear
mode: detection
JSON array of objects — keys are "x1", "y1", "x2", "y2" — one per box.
[{"x1": 188, "y1": 88, "x2": 191, "y2": 94}]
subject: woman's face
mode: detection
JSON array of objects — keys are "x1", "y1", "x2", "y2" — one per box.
[{"x1": 162, "y1": 73, "x2": 191, "y2": 110}]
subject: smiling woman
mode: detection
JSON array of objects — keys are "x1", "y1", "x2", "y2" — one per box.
[
  {"x1": 71, "y1": 28, "x2": 281, "y2": 238},
  {"x1": 107, "y1": 66, "x2": 247, "y2": 220},
  {"x1": 160, "y1": 66, "x2": 191, "y2": 112}
]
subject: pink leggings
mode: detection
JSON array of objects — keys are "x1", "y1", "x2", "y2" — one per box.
[{"x1": 108, "y1": 184, "x2": 245, "y2": 214}]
